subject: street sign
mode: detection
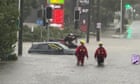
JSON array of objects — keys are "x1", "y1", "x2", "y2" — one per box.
[
  {"x1": 36, "y1": 19, "x2": 43, "y2": 25},
  {"x1": 80, "y1": 24, "x2": 87, "y2": 32},
  {"x1": 96, "y1": 22, "x2": 101, "y2": 29}
]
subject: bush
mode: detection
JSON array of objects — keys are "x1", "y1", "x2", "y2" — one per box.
[
  {"x1": 0, "y1": 1, "x2": 18, "y2": 61},
  {"x1": 7, "y1": 53, "x2": 18, "y2": 61},
  {"x1": 0, "y1": 53, "x2": 18, "y2": 61},
  {"x1": 22, "y1": 25, "x2": 86, "y2": 42}
]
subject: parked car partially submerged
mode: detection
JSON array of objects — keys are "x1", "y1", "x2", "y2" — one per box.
[{"x1": 28, "y1": 42, "x2": 75, "y2": 55}]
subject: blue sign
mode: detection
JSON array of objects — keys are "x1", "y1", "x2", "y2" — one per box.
[{"x1": 36, "y1": 19, "x2": 43, "y2": 25}]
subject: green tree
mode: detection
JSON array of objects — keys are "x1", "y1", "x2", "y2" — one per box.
[
  {"x1": 23, "y1": 0, "x2": 43, "y2": 21},
  {"x1": 101, "y1": 0, "x2": 139, "y2": 12},
  {"x1": 99, "y1": 0, "x2": 138, "y2": 26},
  {"x1": 0, "y1": 0, "x2": 18, "y2": 60}
]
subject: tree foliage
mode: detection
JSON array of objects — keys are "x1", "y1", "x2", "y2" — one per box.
[
  {"x1": 0, "y1": 0, "x2": 18, "y2": 60},
  {"x1": 101, "y1": 0, "x2": 139, "y2": 12},
  {"x1": 23, "y1": 0, "x2": 43, "y2": 21},
  {"x1": 95, "y1": 0, "x2": 139, "y2": 27}
]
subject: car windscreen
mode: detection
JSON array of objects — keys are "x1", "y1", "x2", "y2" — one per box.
[
  {"x1": 56, "y1": 43, "x2": 69, "y2": 49},
  {"x1": 48, "y1": 43, "x2": 62, "y2": 50},
  {"x1": 48, "y1": 43, "x2": 69, "y2": 50}
]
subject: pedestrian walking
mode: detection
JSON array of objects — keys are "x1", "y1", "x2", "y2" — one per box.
[
  {"x1": 75, "y1": 40, "x2": 88, "y2": 66},
  {"x1": 94, "y1": 41, "x2": 107, "y2": 66}
]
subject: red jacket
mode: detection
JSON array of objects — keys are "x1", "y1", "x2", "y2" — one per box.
[
  {"x1": 75, "y1": 45, "x2": 88, "y2": 57},
  {"x1": 94, "y1": 47, "x2": 107, "y2": 58}
]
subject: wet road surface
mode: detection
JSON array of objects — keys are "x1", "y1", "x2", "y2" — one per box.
[{"x1": 0, "y1": 38, "x2": 140, "y2": 84}]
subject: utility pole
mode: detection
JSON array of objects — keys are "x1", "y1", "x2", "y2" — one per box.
[
  {"x1": 120, "y1": 0, "x2": 123, "y2": 35},
  {"x1": 96, "y1": 0, "x2": 100, "y2": 41},
  {"x1": 86, "y1": 0, "x2": 91, "y2": 43},
  {"x1": 41, "y1": 5, "x2": 45, "y2": 41},
  {"x1": 74, "y1": 0, "x2": 79, "y2": 30},
  {"x1": 74, "y1": 0, "x2": 79, "y2": 43},
  {"x1": 18, "y1": 0, "x2": 23, "y2": 56},
  {"x1": 120, "y1": 0, "x2": 125, "y2": 35}
]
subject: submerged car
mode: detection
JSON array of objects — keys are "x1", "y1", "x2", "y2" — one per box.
[{"x1": 28, "y1": 42, "x2": 75, "y2": 55}]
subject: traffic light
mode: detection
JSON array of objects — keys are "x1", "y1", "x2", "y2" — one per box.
[
  {"x1": 74, "y1": 10, "x2": 80, "y2": 20},
  {"x1": 46, "y1": 7, "x2": 52, "y2": 19},
  {"x1": 125, "y1": 3, "x2": 132, "y2": 9}
]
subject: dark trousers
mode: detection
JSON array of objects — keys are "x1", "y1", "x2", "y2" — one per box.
[
  {"x1": 97, "y1": 56, "x2": 104, "y2": 65},
  {"x1": 77, "y1": 56, "x2": 85, "y2": 66}
]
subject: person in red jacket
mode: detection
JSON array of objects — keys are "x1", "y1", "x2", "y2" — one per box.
[
  {"x1": 94, "y1": 42, "x2": 107, "y2": 66},
  {"x1": 75, "y1": 40, "x2": 88, "y2": 66}
]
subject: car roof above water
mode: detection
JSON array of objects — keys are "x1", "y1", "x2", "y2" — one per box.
[{"x1": 32, "y1": 41, "x2": 61, "y2": 45}]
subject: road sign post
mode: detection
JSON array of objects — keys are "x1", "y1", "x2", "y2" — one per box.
[
  {"x1": 96, "y1": 0, "x2": 100, "y2": 41},
  {"x1": 96, "y1": 22, "x2": 101, "y2": 41}
]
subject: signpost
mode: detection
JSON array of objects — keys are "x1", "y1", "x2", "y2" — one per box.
[
  {"x1": 45, "y1": 0, "x2": 65, "y2": 41},
  {"x1": 48, "y1": 0, "x2": 64, "y2": 29},
  {"x1": 31, "y1": 26, "x2": 34, "y2": 45},
  {"x1": 80, "y1": 19, "x2": 87, "y2": 32}
]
